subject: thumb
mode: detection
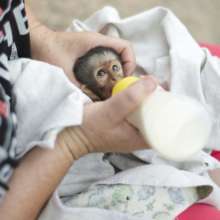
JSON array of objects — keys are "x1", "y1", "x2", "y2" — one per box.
[{"x1": 101, "y1": 76, "x2": 157, "y2": 128}]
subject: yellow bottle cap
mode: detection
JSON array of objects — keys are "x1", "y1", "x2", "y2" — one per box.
[{"x1": 112, "y1": 76, "x2": 140, "y2": 96}]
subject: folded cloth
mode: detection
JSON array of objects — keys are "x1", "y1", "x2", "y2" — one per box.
[
  {"x1": 41, "y1": 164, "x2": 220, "y2": 220},
  {"x1": 34, "y1": 6, "x2": 220, "y2": 220},
  {"x1": 8, "y1": 58, "x2": 90, "y2": 157}
]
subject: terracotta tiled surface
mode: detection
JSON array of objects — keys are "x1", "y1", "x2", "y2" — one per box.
[{"x1": 27, "y1": 0, "x2": 220, "y2": 44}]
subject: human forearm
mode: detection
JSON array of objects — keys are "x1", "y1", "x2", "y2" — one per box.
[
  {"x1": 25, "y1": 5, "x2": 58, "y2": 65},
  {"x1": 26, "y1": 10, "x2": 77, "y2": 84},
  {"x1": 0, "y1": 128, "x2": 87, "y2": 220},
  {"x1": 25, "y1": 4, "x2": 50, "y2": 59}
]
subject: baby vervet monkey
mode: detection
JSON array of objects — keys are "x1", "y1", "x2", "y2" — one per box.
[{"x1": 73, "y1": 46, "x2": 124, "y2": 101}]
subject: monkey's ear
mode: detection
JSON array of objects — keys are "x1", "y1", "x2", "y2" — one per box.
[{"x1": 80, "y1": 85, "x2": 101, "y2": 101}]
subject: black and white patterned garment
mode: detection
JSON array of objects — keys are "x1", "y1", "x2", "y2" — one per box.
[{"x1": 0, "y1": 0, "x2": 30, "y2": 200}]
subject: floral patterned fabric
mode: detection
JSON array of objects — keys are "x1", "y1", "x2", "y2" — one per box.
[{"x1": 66, "y1": 184, "x2": 199, "y2": 220}]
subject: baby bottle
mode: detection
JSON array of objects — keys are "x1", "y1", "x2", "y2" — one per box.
[{"x1": 112, "y1": 76, "x2": 212, "y2": 161}]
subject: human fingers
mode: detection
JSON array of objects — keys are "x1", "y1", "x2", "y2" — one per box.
[
  {"x1": 99, "y1": 76, "x2": 157, "y2": 129},
  {"x1": 113, "y1": 39, "x2": 136, "y2": 76},
  {"x1": 91, "y1": 33, "x2": 136, "y2": 75},
  {"x1": 107, "y1": 121, "x2": 150, "y2": 152},
  {"x1": 120, "y1": 44, "x2": 136, "y2": 76}
]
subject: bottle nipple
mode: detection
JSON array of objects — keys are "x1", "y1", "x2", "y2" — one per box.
[{"x1": 112, "y1": 76, "x2": 140, "y2": 95}]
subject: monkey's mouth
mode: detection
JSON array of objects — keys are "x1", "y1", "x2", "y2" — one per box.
[{"x1": 107, "y1": 85, "x2": 115, "y2": 98}]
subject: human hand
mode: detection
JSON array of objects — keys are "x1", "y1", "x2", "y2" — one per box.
[
  {"x1": 31, "y1": 28, "x2": 135, "y2": 86},
  {"x1": 60, "y1": 76, "x2": 157, "y2": 160}
]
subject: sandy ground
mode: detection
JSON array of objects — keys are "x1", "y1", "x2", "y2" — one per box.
[{"x1": 27, "y1": 0, "x2": 220, "y2": 44}]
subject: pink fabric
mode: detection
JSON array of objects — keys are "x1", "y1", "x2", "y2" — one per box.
[
  {"x1": 176, "y1": 43, "x2": 220, "y2": 220},
  {"x1": 200, "y1": 43, "x2": 220, "y2": 57},
  {"x1": 176, "y1": 203, "x2": 220, "y2": 220},
  {"x1": 211, "y1": 150, "x2": 220, "y2": 161}
]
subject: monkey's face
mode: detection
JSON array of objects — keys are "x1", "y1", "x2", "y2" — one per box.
[
  {"x1": 93, "y1": 59, "x2": 123, "y2": 99},
  {"x1": 74, "y1": 47, "x2": 124, "y2": 100}
]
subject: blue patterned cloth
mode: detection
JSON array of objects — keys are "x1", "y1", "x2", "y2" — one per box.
[{"x1": 66, "y1": 184, "x2": 199, "y2": 219}]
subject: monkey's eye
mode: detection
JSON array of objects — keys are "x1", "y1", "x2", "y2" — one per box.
[
  {"x1": 96, "y1": 70, "x2": 106, "y2": 78},
  {"x1": 112, "y1": 65, "x2": 120, "y2": 72}
]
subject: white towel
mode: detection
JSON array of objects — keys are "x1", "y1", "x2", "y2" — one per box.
[{"x1": 8, "y1": 58, "x2": 90, "y2": 157}]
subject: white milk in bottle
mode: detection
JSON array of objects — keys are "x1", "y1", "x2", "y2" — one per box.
[{"x1": 112, "y1": 76, "x2": 212, "y2": 161}]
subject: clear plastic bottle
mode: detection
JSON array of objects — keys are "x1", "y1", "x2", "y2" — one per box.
[{"x1": 112, "y1": 76, "x2": 212, "y2": 161}]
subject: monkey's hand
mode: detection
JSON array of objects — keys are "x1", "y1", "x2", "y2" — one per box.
[{"x1": 80, "y1": 85, "x2": 101, "y2": 101}]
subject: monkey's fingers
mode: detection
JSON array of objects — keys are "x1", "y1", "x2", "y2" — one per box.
[{"x1": 80, "y1": 86, "x2": 101, "y2": 101}]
